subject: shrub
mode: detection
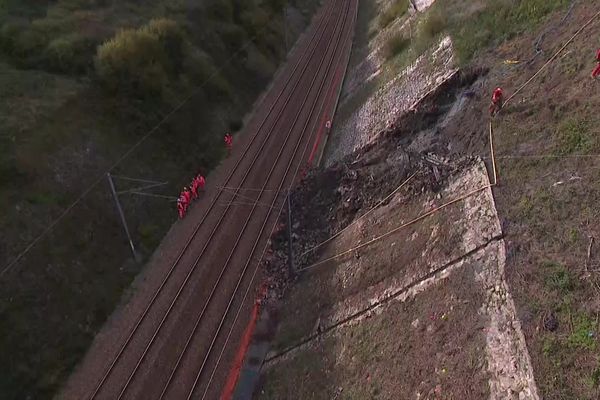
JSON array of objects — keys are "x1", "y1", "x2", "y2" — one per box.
[
  {"x1": 94, "y1": 19, "x2": 184, "y2": 97},
  {"x1": 142, "y1": 18, "x2": 184, "y2": 75},
  {"x1": 384, "y1": 34, "x2": 410, "y2": 60},
  {"x1": 419, "y1": 10, "x2": 447, "y2": 40},
  {"x1": 205, "y1": 0, "x2": 234, "y2": 22},
  {"x1": 183, "y1": 46, "x2": 230, "y2": 97},
  {"x1": 245, "y1": 47, "x2": 276, "y2": 82},
  {"x1": 220, "y1": 23, "x2": 246, "y2": 50},
  {"x1": 240, "y1": 8, "x2": 270, "y2": 39},
  {"x1": 44, "y1": 34, "x2": 96, "y2": 73},
  {"x1": 379, "y1": 0, "x2": 409, "y2": 29},
  {"x1": 0, "y1": 21, "x2": 25, "y2": 55}
]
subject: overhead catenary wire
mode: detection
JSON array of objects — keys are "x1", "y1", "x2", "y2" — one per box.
[
  {"x1": 183, "y1": 3, "x2": 354, "y2": 397},
  {"x1": 504, "y1": 8, "x2": 600, "y2": 106},
  {"x1": 217, "y1": 185, "x2": 290, "y2": 193},
  {"x1": 217, "y1": 201, "x2": 282, "y2": 210},
  {"x1": 91, "y1": 3, "x2": 337, "y2": 396},
  {"x1": 183, "y1": 5, "x2": 600, "y2": 392},
  {"x1": 199, "y1": 3, "x2": 359, "y2": 396},
  {"x1": 126, "y1": 192, "x2": 178, "y2": 201},
  {"x1": 0, "y1": 19, "x2": 297, "y2": 279},
  {"x1": 219, "y1": 186, "x2": 286, "y2": 205},
  {"x1": 297, "y1": 5, "x2": 600, "y2": 275}
]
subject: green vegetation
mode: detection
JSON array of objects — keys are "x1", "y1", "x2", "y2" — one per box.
[
  {"x1": 420, "y1": 8, "x2": 447, "y2": 40},
  {"x1": 384, "y1": 33, "x2": 410, "y2": 60},
  {"x1": 555, "y1": 117, "x2": 594, "y2": 155},
  {"x1": 379, "y1": 0, "x2": 409, "y2": 29},
  {"x1": 568, "y1": 313, "x2": 597, "y2": 351},
  {"x1": 0, "y1": 0, "x2": 319, "y2": 399},
  {"x1": 383, "y1": 0, "x2": 571, "y2": 68},
  {"x1": 543, "y1": 261, "x2": 574, "y2": 294},
  {"x1": 447, "y1": 0, "x2": 571, "y2": 64}
]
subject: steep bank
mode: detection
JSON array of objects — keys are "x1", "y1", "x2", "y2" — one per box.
[
  {"x1": 0, "y1": 1, "x2": 320, "y2": 398},
  {"x1": 257, "y1": 0, "x2": 600, "y2": 399}
]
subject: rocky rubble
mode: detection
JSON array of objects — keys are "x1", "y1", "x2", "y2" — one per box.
[{"x1": 258, "y1": 91, "x2": 480, "y2": 309}]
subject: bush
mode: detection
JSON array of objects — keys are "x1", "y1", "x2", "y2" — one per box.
[
  {"x1": 143, "y1": 18, "x2": 185, "y2": 75},
  {"x1": 94, "y1": 18, "x2": 184, "y2": 97},
  {"x1": 183, "y1": 46, "x2": 230, "y2": 97},
  {"x1": 379, "y1": 0, "x2": 409, "y2": 29},
  {"x1": 245, "y1": 47, "x2": 276, "y2": 82},
  {"x1": 205, "y1": 0, "x2": 234, "y2": 22},
  {"x1": 44, "y1": 34, "x2": 96, "y2": 73},
  {"x1": 240, "y1": 8, "x2": 270, "y2": 39},
  {"x1": 384, "y1": 34, "x2": 410, "y2": 60},
  {"x1": 219, "y1": 23, "x2": 246, "y2": 50},
  {"x1": 419, "y1": 10, "x2": 447, "y2": 40}
]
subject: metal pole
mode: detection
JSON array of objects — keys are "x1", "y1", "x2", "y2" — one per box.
[
  {"x1": 107, "y1": 173, "x2": 140, "y2": 263},
  {"x1": 286, "y1": 191, "x2": 294, "y2": 274}
]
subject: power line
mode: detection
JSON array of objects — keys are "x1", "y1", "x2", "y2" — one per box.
[{"x1": 0, "y1": 19, "x2": 292, "y2": 279}]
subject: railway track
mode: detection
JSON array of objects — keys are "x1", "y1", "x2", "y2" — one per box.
[{"x1": 79, "y1": 1, "x2": 357, "y2": 399}]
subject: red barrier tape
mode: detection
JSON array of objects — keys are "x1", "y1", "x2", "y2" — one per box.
[{"x1": 220, "y1": 284, "x2": 268, "y2": 400}]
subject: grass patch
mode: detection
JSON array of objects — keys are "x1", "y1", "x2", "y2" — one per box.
[
  {"x1": 378, "y1": 0, "x2": 409, "y2": 29},
  {"x1": 555, "y1": 117, "x2": 594, "y2": 155},
  {"x1": 420, "y1": 9, "x2": 447, "y2": 40},
  {"x1": 384, "y1": 33, "x2": 411, "y2": 60},
  {"x1": 542, "y1": 261, "x2": 574, "y2": 294},
  {"x1": 568, "y1": 313, "x2": 597, "y2": 351},
  {"x1": 383, "y1": 5, "x2": 449, "y2": 73},
  {"x1": 448, "y1": 0, "x2": 571, "y2": 64},
  {"x1": 0, "y1": 0, "x2": 319, "y2": 399}
]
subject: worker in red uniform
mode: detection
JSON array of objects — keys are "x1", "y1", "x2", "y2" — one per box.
[
  {"x1": 177, "y1": 196, "x2": 185, "y2": 219},
  {"x1": 191, "y1": 174, "x2": 206, "y2": 199},
  {"x1": 489, "y1": 87, "x2": 504, "y2": 116},
  {"x1": 181, "y1": 186, "x2": 192, "y2": 213},
  {"x1": 191, "y1": 177, "x2": 199, "y2": 200},
  {"x1": 197, "y1": 174, "x2": 206, "y2": 191},
  {"x1": 224, "y1": 133, "x2": 233, "y2": 156},
  {"x1": 591, "y1": 48, "x2": 600, "y2": 79}
]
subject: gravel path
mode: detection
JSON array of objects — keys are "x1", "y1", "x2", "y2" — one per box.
[{"x1": 57, "y1": 0, "x2": 358, "y2": 398}]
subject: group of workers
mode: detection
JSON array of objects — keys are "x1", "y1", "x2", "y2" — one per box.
[
  {"x1": 490, "y1": 48, "x2": 600, "y2": 117},
  {"x1": 177, "y1": 47, "x2": 600, "y2": 217},
  {"x1": 177, "y1": 174, "x2": 206, "y2": 219},
  {"x1": 176, "y1": 134, "x2": 234, "y2": 219}
]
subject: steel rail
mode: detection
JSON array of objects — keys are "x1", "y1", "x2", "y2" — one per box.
[
  {"x1": 198, "y1": 9, "x2": 360, "y2": 396},
  {"x1": 143, "y1": 6, "x2": 347, "y2": 399},
  {"x1": 184, "y1": 2, "x2": 354, "y2": 398},
  {"x1": 107, "y1": 3, "x2": 341, "y2": 400},
  {"x1": 88, "y1": 3, "x2": 335, "y2": 398}
]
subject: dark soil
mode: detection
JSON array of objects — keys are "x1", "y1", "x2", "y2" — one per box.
[
  {"x1": 257, "y1": 259, "x2": 490, "y2": 400},
  {"x1": 259, "y1": 3, "x2": 600, "y2": 399}
]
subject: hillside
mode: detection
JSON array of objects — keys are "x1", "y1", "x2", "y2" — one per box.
[
  {"x1": 253, "y1": 0, "x2": 600, "y2": 399},
  {"x1": 0, "y1": 0, "x2": 319, "y2": 398}
]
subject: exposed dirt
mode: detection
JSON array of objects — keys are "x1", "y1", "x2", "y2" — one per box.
[
  {"x1": 56, "y1": 1, "x2": 359, "y2": 398},
  {"x1": 260, "y1": 262, "x2": 491, "y2": 400},
  {"x1": 254, "y1": 3, "x2": 600, "y2": 399},
  {"x1": 182, "y1": 1, "x2": 600, "y2": 399},
  {"x1": 253, "y1": 63, "x2": 538, "y2": 397}
]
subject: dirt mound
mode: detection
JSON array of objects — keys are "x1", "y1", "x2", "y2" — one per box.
[{"x1": 260, "y1": 111, "x2": 477, "y2": 308}]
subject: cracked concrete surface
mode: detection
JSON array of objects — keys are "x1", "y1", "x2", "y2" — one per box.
[
  {"x1": 326, "y1": 36, "x2": 457, "y2": 165},
  {"x1": 264, "y1": 161, "x2": 540, "y2": 400}
]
